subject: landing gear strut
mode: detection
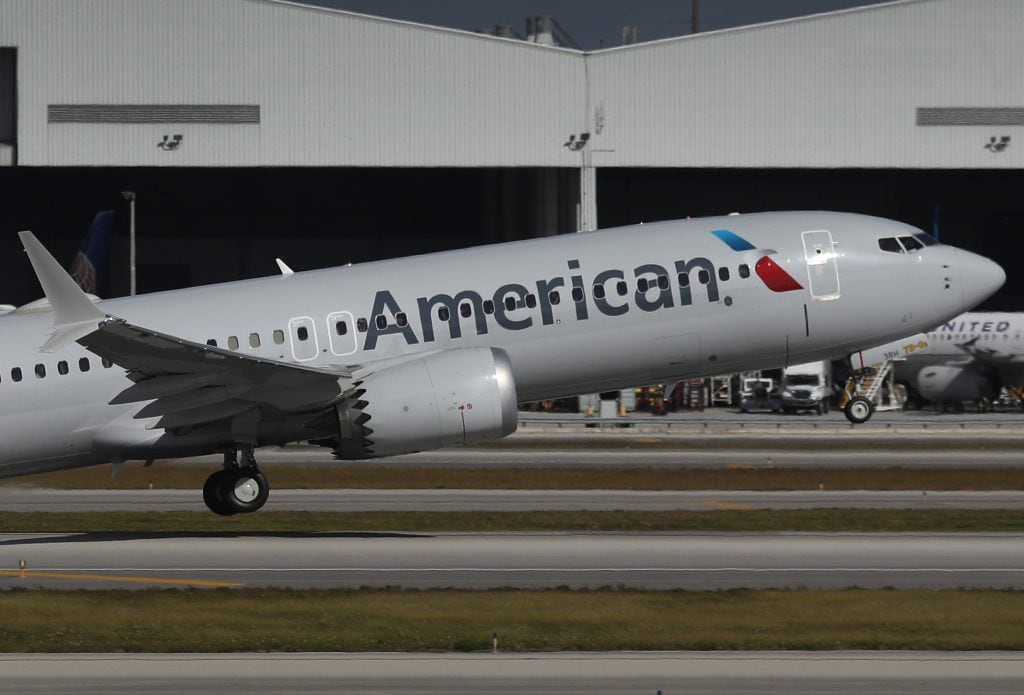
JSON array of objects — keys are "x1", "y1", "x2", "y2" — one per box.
[{"x1": 202, "y1": 448, "x2": 271, "y2": 516}]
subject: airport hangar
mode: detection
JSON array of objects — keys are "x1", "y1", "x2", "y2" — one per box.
[{"x1": 0, "y1": 0, "x2": 1020, "y2": 307}]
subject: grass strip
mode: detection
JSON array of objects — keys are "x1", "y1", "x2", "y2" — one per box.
[
  {"x1": 6, "y1": 465, "x2": 1024, "y2": 490},
  {"x1": 1, "y1": 587, "x2": 1023, "y2": 652},
  {"x1": 1, "y1": 509, "x2": 1024, "y2": 533}
]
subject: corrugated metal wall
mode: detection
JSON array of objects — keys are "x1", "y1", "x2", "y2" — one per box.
[
  {"x1": 587, "y1": 0, "x2": 1024, "y2": 169},
  {"x1": 0, "y1": 0, "x2": 1019, "y2": 169},
  {"x1": 0, "y1": 0, "x2": 586, "y2": 167}
]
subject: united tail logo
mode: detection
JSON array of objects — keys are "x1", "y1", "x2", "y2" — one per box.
[{"x1": 711, "y1": 229, "x2": 803, "y2": 293}]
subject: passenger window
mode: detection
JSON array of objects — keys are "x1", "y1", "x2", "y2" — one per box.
[
  {"x1": 616, "y1": 281, "x2": 628, "y2": 296},
  {"x1": 549, "y1": 291, "x2": 560, "y2": 305},
  {"x1": 593, "y1": 284, "x2": 606, "y2": 300},
  {"x1": 228, "y1": 336, "x2": 240, "y2": 350},
  {"x1": 525, "y1": 294, "x2": 537, "y2": 309},
  {"x1": 657, "y1": 275, "x2": 669, "y2": 290},
  {"x1": 11, "y1": 367, "x2": 22, "y2": 382},
  {"x1": 58, "y1": 360, "x2": 69, "y2": 375},
  {"x1": 698, "y1": 270, "x2": 711, "y2": 284},
  {"x1": 483, "y1": 300, "x2": 495, "y2": 315},
  {"x1": 335, "y1": 321, "x2": 348, "y2": 336},
  {"x1": 504, "y1": 296, "x2": 517, "y2": 311},
  {"x1": 35, "y1": 364, "x2": 45, "y2": 379},
  {"x1": 102, "y1": 358, "x2": 112, "y2": 368},
  {"x1": 396, "y1": 312, "x2": 408, "y2": 327},
  {"x1": 79, "y1": 357, "x2": 90, "y2": 372},
  {"x1": 738, "y1": 264, "x2": 750, "y2": 279},
  {"x1": 438, "y1": 306, "x2": 451, "y2": 321},
  {"x1": 273, "y1": 329, "x2": 285, "y2": 344},
  {"x1": 375, "y1": 315, "x2": 387, "y2": 329},
  {"x1": 878, "y1": 237, "x2": 902, "y2": 253},
  {"x1": 719, "y1": 267, "x2": 730, "y2": 282},
  {"x1": 249, "y1": 333, "x2": 261, "y2": 348},
  {"x1": 637, "y1": 278, "x2": 650, "y2": 292},
  {"x1": 296, "y1": 327, "x2": 308, "y2": 342},
  {"x1": 206, "y1": 339, "x2": 217, "y2": 347},
  {"x1": 677, "y1": 272, "x2": 690, "y2": 288},
  {"x1": 572, "y1": 287, "x2": 584, "y2": 302},
  {"x1": 357, "y1": 318, "x2": 368, "y2": 332},
  {"x1": 460, "y1": 303, "x2": 472, "y2": 318},
  {"x1": 900, "y1": 236, "x2": 924, "y2": 252}
]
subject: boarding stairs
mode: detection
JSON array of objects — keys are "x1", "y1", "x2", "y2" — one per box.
[{"x1": 840, "y1": 358, "x2": 906, "y2": 412}]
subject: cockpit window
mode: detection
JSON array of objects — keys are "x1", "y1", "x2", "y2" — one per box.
[
  {"x1": 914, "y1": 232, "x2": 938, "y2": 246},
  {"x1": 878, "y1": 237, "x2": 903, "y2": 253},
  {"x1": 899, "y1": 236, "x2": 924, "y2": 252}
]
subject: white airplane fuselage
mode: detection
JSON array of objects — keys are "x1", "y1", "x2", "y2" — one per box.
[{"x1": 0, "y1": 211, "x2": 1004, "y2": 482}]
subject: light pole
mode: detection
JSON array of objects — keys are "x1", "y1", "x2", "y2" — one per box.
[{"x1": 121, "y1": 190, "x2": 136, "y2": 296}]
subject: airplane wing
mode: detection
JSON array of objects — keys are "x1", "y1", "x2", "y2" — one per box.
[{"x1": 19, "y1": 231, "x2": 364, "y2": 431}]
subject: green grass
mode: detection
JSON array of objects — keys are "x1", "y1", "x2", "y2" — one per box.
[
  {"x1": 1, "y1": 509, "x2": 1023, "y2": 533},
  {"x1": 1, "y1": 588, "x2": 1023, "y2": 652},
  {"x1": 6, "y1": 465, "x2": 1024, "y2": 490}
]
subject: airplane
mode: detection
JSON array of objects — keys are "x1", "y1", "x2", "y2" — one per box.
[
  {"x1": 0, "y1": 211, "x2": 1004, "y2": 515},
  {"x1": 858, "y1": 312, "x2": 1024, "y2": 412}
]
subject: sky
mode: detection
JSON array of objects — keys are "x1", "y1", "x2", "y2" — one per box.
[{"x1": 304, "y1": 0, "x2": 887, "y2": 48}]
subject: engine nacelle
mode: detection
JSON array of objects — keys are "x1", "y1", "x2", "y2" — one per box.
[
  {"x1": 333, "y1": 347, "x2": 518, "y2": 459},
  {"x1": 916, "y1": 365, "x2": 998, "y2": 403}
]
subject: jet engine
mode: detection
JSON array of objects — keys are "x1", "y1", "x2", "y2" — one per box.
[
  {"x1": 915, "y1": 365, "x2": 999, "y2": 404},
  {"x1": 330, "y1": 347, "x2": 518, "y2": 459}
]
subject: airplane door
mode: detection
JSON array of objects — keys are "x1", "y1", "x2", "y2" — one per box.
[
  {"x1": 802, "y1": 230, "x2": 840, "y2": 300},
  {"x1": 326, "y1": 311, "x2": 357, "y2": 356},
  {"x1": 288, "y1": 316, "x2": 319, "y2": 361}
]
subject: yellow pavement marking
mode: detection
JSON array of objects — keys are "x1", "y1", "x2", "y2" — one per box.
[
  {"x1": 703, "y1": 500, "x2": 756, "y2": 511},
  {"x1": 0, "y1": 570, "x2": 241, "y2": 588}
]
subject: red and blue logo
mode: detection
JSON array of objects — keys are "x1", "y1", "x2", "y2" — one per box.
[{"x1": 711, "y1": 229, "x2": 803, "y2": 293}]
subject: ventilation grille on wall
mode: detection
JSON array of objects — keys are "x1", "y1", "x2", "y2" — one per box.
[
  {"x1": 917, "y1": 107, "x2": 1024, "y2": 126},
  {"x1": 48, "y1": 104, "x2": 260, "y2": 124}
]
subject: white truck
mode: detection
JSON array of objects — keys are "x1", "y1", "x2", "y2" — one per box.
[{"x1": 779, "y1": 361, "x2": 832, "y2": 415}]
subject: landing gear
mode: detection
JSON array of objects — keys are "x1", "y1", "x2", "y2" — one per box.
[
  {"x1": 844, "y1": 396, "x2": 875, "y2": 424},
  {"x1": 202, "y1": 449, "x2": 271, "y2": 516}
]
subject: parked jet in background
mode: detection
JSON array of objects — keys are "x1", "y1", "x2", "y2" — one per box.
[
  {"x1": 896, "y1": 313, "x2": 1024, "y2": 410},
  {"x1": 0, "y1": 212, "x2": 1004, "y2": 514}
]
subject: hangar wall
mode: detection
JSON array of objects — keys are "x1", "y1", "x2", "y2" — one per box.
[
  {"x1": 0, "y1": 0, "x2": 1020, "y2": 170},
  {"x1": 588, "y1": 0, "x2": 1024, "y2": 169}
]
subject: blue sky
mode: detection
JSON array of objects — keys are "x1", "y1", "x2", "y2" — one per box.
[{"x1": 305, "y1": 0, "x2": 885, "y2": 48}]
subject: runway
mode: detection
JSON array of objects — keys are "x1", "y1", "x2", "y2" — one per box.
[
  {"x1": 3, "y1": 651, "x2": 1024, "y2": 694},
  {"x1": 3, "y1": 532, "x2": 1023, "y2": 590},
  {"x1": 157, "y1": 443, "x2": 1024, "y2": 469},
  {"x1": 4, "y1": 487, "x2": 1024, "y2": 512}
]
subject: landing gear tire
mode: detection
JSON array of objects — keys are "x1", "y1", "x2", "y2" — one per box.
[
  {"x1": 219, "y1": 469, "x2": 270, "y2": 515},
  {"x1": 844, "y1": 396, "x2": 874, "y2": 424},
  {"x1": 203, "y1": 470, "x2": 236, "y2": 516}
]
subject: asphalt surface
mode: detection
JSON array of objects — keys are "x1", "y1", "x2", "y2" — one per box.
[
  {"x1": 4, "y1": 488, "x2": 1024, "y2": 512},
  {"x1": 3, "y1": 532, "x2": 1023, "y2": 590},
  {"x1": 4, "y1": 652, "x2": 1024, "y2": 694},
  {"x1": 189, "y1": 446, "x2": 1024, "y2": 469}
]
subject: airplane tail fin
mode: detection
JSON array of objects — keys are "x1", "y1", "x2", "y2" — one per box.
[{"x1": 69, "y1": 210, "x2": 114, "y2": 294}]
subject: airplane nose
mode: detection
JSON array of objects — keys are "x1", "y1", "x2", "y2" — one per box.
[{"x1": 956, "y1": 248, "x2": 1005, "y2": 311}]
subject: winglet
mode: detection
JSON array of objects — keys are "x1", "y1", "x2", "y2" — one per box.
[
  {"x1": 275, "y1": 258, "x2": 294, "y2": 276},
  {"x1": 19, "y1": 231, "x2": 107, "y2": 352}
]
